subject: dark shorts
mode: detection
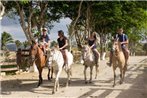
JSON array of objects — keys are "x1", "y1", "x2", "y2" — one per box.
[{"x1": 92, "y1": 45, "x2": 97, "y2": 49}]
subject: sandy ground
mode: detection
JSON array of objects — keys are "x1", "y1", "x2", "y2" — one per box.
[{"x1": 1, "y1": 56, "x2": 147, "y2": 98}]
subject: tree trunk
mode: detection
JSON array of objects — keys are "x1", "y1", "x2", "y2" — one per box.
[
  {"x1": 68, "y1": 1, "x2": 83, "y2": 51},
  {"x1": 15, "y1": 2, "x2": 31, "y2": 43},
  {"x1": 0, "y1": 1, "x2": 5, "y2": 20}
]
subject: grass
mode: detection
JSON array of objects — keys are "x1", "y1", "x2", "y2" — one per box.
[{"x1": 0, "y1": 64, "x2": 17, "y2": 68}]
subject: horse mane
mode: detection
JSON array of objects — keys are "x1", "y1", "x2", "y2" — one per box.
[{"x1": 116, "y1": 41, "x2": 123, "y2": 52}]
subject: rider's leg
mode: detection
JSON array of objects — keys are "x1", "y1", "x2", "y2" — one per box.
[
  {"x1": 42, "y1": 46, "x2": 46, "y2": 55},
  {"x1": 122, "y1": 47, "x2": 129, "y2": 65},
  {"x1": 92, "y1": 49, "x2": 100, "y2": 64},
  {"x1": 60, "y1": 49, "x2": 68, "y2": 67},
  {"x1": 64, "y1": 49, "x2": 68, "y2": 66}
]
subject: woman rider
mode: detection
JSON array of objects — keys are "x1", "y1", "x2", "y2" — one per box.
[
  {"x1": 88, "y1": 32, "x2": 100, "y2": 65},
  {"x1": 57, "y1": 30, "x2": 68, "y2": 67}
]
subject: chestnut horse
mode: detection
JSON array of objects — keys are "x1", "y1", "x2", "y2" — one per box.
[{"x1": 29, "y1": 42, "x2": 53, "y2": 87}]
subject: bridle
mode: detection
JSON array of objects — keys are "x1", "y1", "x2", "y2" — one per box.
[
  {"x1": 82, "y1": 46, "x2": 91, "y2": 61},
  {"x1": 30, "y1": 44, "x2": 43, "y2": 62}
]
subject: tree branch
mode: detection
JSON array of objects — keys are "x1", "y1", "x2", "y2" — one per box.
[
  {"x1": 0, "y1": 1, "x2": 5, "y2": 20},
  {"x1": 71, "y1": 0, "x2": 83, "y2": 37},
  {"x1": 15, "y1": 1, "x2": 30, "y2": 41}
]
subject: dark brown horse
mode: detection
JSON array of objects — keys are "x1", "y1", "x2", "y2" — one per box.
[{"x1": 29, "y1": 41, "x2": 53, "y2": 87}]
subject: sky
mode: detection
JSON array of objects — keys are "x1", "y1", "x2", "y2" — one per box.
[{"x1": 1, "y1": 16, "x2": 72, "y2": 42}]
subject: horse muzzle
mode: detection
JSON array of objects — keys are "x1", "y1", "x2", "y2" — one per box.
[{"x1": 30, "y1": 55, "x2": 36, "y2": 62}]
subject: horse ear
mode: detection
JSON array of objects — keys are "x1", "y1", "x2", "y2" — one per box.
[{"x1": 32, "y1": 40, "x2": 36, "y2": 45}]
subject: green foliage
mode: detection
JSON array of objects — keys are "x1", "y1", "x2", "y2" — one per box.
[
  {"x1": 15, "y1": 40, "x2": 22, "y2": 49},
  {"x1": 2, "y1": 1, "x2": 147, "y2": 52},
  {"x1": 20, "y1": 0, "x2": 29, "y2": 4},
  {"x1": 22, "y1": 41, "x2": 30, "y2": 49},
  {"x1": 143, "y1": 43, "x2": 147, "y2": 54},
  {"x1": 1, "y1": 32, "x2": 14, "y2": 50},
  {"x1": 50, "y1": 41, "x2": 57, "y2": 48},
  {"x1": 4, "y1": 51, "x2": 10, "y2": 62}
]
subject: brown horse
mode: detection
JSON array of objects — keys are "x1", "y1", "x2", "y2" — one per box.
[
  {"x1": 29, "y1": 41, "x2": 53, "y2": 87},
  {"x1": 111, "y1": 40, "x2": 127, "y2": 87}
]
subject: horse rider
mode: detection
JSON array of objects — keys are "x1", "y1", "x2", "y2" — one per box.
[
  {"x1": 39, "y1": 28, "x2": 50, "y2": 55},
  {"x1": 107, "y1": 27, "x2": 129, "y2": 66},
  {"x1": 88, "y1": 31, "x2": 100, "y2": 65},
  {"x1": 57, "y1": 30, "x2": 68, "y2": 67}
]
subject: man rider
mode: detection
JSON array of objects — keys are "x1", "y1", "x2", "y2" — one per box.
[{"x1": 107, "y1": 27, "x2": 129, "y2": 66}]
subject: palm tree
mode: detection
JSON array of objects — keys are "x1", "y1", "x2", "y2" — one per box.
[
  {"x1": 1, "y1": 31, "x2": 13, "y2": 50},
  {"x1": 23, "y1": 41, "x2": 30, "y2": 49},
  {"x1": 15, "y1": 40, "x2": 22, "y2": 49}
]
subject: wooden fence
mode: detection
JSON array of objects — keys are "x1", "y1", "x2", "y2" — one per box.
[{"x1": 0, "y1": 49, "x2": 30, "y2": 72}]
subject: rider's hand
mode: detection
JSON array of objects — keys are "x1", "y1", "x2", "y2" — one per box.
[{"x1": 120, "y1": 42, "x2": 124, "y2": 45}]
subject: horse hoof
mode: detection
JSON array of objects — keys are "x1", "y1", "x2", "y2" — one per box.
[
  {"x1": 48, "y1": 77, "x2": 51, "y2": 81},
  {"x1": 52, "y1": 91, "x2": 55, "y2": 94},
  {"x1": 89, "y1": 81, "x2": 92, "y2": 83},
  {"x1": 85, "y1": 81, "x2": 88, "y2": 84},
  {"x1": 69, "y1": 81, "x2": 71, "y2": 84},
  {"x1": 113, "y1": 84, "x2": 115, "y2": 87},
  {"x1": 37, "y1": 84, "x2": 40, "y2": 87},
  {"x1": 37, "y1": 81, "x2": 42, "y2": 87},
  {"x1": 120, "y1": 81, "x2": 123, "y2": 84}
]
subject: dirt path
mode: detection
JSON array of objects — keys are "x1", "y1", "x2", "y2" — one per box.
[{"x1": 1, "y1": 56, "x2": 147, "y2": 98}]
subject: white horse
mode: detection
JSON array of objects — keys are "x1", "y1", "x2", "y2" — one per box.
[
  {"x1": 48, "y1": 48, "x2": 73, "y2": 94},
  {"x1": 81, "y1": 45, "x2": 99, "y2": 83}
]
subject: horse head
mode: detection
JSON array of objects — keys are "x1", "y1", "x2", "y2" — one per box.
[
  {"x1": 112, "y1": 40, "x2": 122, "y2": 56},
  {"x1": 81, "y1": 45, "x2": 91, "y2": 61},
  {"x1": 48, "y1": 47, "x2": 59, "y2": 66},
  {"x1": 29, "y1": 41, "x2": 38, "y2": 63}
]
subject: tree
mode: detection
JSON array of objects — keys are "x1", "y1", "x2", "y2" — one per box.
[
  {"x1": 1, "y1": 32, "x2": 13, "y2": 50},
  {"x1": 3, "y1": 1, "x2": 64, "y2": 43},
  {"x1": 15, "y1": 40, "x2": 22, "y2": 49},
  {"x1": 22, "y1": 41, "x2": 30, "y2": 49},
  {"x1": 143, "y1": 43, "x2": 147, "y2": 55},
  {"x1": 0, "y1": 1, "x2": 5, "y2": 20},
  {"x1": 50, "y1": 41, "x2": 57, "y2": 48}
]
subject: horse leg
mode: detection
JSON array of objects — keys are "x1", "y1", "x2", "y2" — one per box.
[
  {"x1": 123, "y1": 49, "x2": 129, "y2": 65},
  {"x1": 38, "y1": 68, "x2": 43, "y2": 87},
  {"x1": 89, "y1": 66, "x2": 93, "y2": 83},
  {"x1": 52, "y1": 69, "x2": 62, "y2": 94},
  {"x1": 113, "y1": 66, "x2": 116, "y2": 87},
  {"x1": 84, "y1": 66, "x2": 88, "y2": 84},
  {"x1": 119, "y1": 68, "x2": 123, "y2": 84},
  {"x1": 95, "y1": 64, "x2": 99, "y2": 79},
  {"x1": 48, "y1": 69, "x2": 51, "y2": 80},
  {"x1": 51, "y1": 67, "x2": 53, "y2": 79},
  {"x1": 66, "y1": 68, "x2": 71, "y2": 87},
  {"x1": 48, "y1": 67, "x2": 51, "y2": 80},
  {"x1": 122, "y1": 65, "x2": 127, "y2": 83}
]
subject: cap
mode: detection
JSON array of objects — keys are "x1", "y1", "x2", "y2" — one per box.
[{"x1": 42, "y1": 28, "x2": 47, "y2": 31}]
